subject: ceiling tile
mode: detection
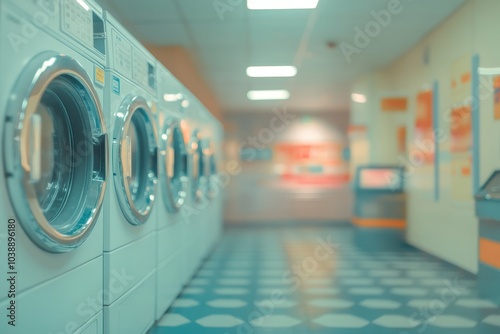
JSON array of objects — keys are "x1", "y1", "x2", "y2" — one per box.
[
  {"x1": 190, "y1": 21, "x2": 247, "y2": 49},
  {"x1": 104, "y1": 0, "x2": 181, "y2": 22},
  {"x1": 197, "y1": 47, "x2": 248, "y2": 70},
  {"x1": 97, "y1": 0, "x2": 467, "y2": 114},
  {"x1": 132, "y1": 22, "x2": 191, "y2": 46},
  {"x1": 176, "y1": 0, "x2": 247, "y2": 22}
]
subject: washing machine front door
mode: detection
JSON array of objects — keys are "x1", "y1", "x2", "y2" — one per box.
[
  {"x1": 113, "y1": 95, "x2": 158, "y2": 225},
  {"x1": 160, "y1": 119, "x2": 188, "y2": 213},
  {"x1": 205, "y1": 140, "x2": 219, "y2": 200},
  {"x1": 190, "y1": 130, "x2": 208, "y2": 203},
  {"x1": 3, "y1": 52, "x2": 108, "y2": 253}
]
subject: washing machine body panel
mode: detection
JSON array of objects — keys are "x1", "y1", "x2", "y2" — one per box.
[
  {"x1": 103, "y1": 270, "x2": 156, "y2": 334},
  {"x1": 201, "y1": 120, "x2": 224, "y2": 255},
  {"x1": 154, "y1": 64, "x2": 187, "y2": 319},
  {"x1": 178, "y1": 92, "x2": 201, "y2": 282},
  {"x1": 0, "y1": 1, "x2": 107, "y2": 332},
  {"x1": 103, "y1": 72, "x2": 158, "y2": 252},
  {"x1": 102, "y1": 11, "x2": 157, "y2": 330},
  {"x1": 181, "y1": 91, "x2": 224, "y2": 281},
  {"x1": 0, "y1": 258, "x2": 104, "y2": 333}
]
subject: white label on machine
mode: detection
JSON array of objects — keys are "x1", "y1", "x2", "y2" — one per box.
[
  {"x1": 61, "y1": 0, "x2": 93, "y2": 48},
  {"x1": 112, "y1": 29, "x2": 132, "y2": 78}
]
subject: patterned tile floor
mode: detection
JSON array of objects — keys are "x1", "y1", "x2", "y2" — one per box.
[{"x1": 150, "y1": 226, "x2": 500, "y2": 333}]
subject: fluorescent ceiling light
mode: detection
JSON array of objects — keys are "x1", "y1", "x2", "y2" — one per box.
[
  {"x1": 247, "y1": 90, "x2": 290, "y2": 100},
  {"x1": 247, "y1": 66, "x2": 297, "y2": 78},
  {"x1": 351, "y1": 93, "x2": 367, "y2": 104},
  {"x1": 76, "y1": 0, "x2": 90, "y2": 11},
  {"x1": 247, "y1": 0, "x2": 319, "y2": 10},
  {"x1": 163, "y1": 93, "x2": 183, "y2": 102}
]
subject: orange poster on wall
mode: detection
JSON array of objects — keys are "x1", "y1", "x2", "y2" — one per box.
[
  {"x1": 414, "y1": 90, "x2": 434, "y2": 164},
  {"x1": 494, "y1": 76, "x2": 500, "y2": 120},
  {"x1": 274, "y1": 143, "x2": 348, "y2": 186},
  {"x1": 450, "y1": 55, "x2": 473, "y2": 202},
  {"x1": 397, "y1": 126, "x2": 407, "y2": 155},
  {"x1": 450, "y1": 105, "x2": 472, "y2": 201},
  {"x1": 450, "y1": 106, "x2": 472, "y2": 153},
  {"x1": 381, "y1": 97, "x2": 408, "y2": 112}
]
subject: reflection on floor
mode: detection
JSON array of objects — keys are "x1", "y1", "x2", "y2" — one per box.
[{"x1": 150, "y1": 226, "x2": 500, "y2": 333}]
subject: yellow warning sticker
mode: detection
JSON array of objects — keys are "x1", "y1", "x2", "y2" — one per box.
[
  {"x1": 95, "y1": 66, "x2": 105, "y2": 86},
  {"x1": 150, "y1": 101, "x2": 157, "y2": 114}
]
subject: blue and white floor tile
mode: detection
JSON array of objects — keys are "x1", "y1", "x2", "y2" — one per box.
[{"x1": 150, "y1": 227, "x2": 500, "y2": 333}]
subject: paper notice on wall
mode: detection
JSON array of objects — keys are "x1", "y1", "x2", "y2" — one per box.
[
  {"x1": 397, "y1": 126, "x2": 407, "y2": 155},
  {"x1": 450, "y1": 106, "x2": 472, "y2": 153},
  {"x1": 450, "y1": 54, "x2": 473, "y2": 201},
  {"x1": 414, "y1": 90, "x2": 434, "y2": 164},
  {"x1": 450, "y1": 152, "x2": 473, "y2": 201},
  {"x1": 494, "y1": 76, "x2": 500, "y2": 120},
  {"x1": 380, "y1": 97, "x2": 408, "y2": 112},
  {"x1": 451, "y1": 54, "x2": 472, "y2": 105}
]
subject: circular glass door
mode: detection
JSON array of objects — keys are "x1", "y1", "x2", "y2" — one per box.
[
  {"x1": 3, "y1": 52, "x2": 108, "y2": 253},
  {"x1": 190, "y1": 130, "x2": 206, "y2": 203},
  {"x1": 205, "y1": 140, "x2": 219, "y2": 199},
  {"x1": 113, "y1": 96, "x2": 158, "y2": 225},
  {"x1": 159, "y1": 119, "x2": 188, "y2": 213}
]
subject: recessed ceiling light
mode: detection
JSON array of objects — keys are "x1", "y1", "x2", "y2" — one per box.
[
  {"x1": 247, "y1": 66, "x2": 297, "y2": 78},
  {"x1": 351, "y1": 93, "x2": 367, "y2": 104},
  {"x1": 247, "y1": 0, "x2": 319, "y2": 10},
  {"x1": 163, "y1": 94, "x2": 179, "y2": 102},
  {"x1": 76, "y1": 0, "x2": 90, "y2": 11},
  {"x1": 247, "y1": 90, "x2": 290, "y2": 100},
  {"x1": 163, "y1": 93, "x2": 183, "y2": 102}
]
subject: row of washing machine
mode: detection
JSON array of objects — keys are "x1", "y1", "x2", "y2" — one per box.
[{"x1": 0, "y1": 1, "x2": 223, "y2": 333}]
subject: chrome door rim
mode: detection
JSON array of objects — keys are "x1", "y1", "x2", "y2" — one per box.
[
  {"x1": 205, "y1": 139, "x2": 218, "y2": 200},
  {"x1": 190, "y1": 129, "x2": 207, "y2": 203},
  {"x1": 3, "y1": 52, "x2": 108, "y2": 253},
  {"x1": 113, "y1": 95, "x2": 158, "y2": 225},
  {"x1": 160, "y1": 118, "x2": 188, "y2": 213}
]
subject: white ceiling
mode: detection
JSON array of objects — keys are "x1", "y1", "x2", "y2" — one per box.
[{"x1": 97, "y1": 0, "x2": 466, "y2": 114}]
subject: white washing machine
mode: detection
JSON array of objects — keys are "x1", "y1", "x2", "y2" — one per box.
[
  {"x1": 0, "y1": 0, "x2": 108, "y2": 333},
  {"x1": 182, "y1": 93, "x2": 223, "y2": 281},
  {"x1": 181, "y1": 94, "x2": 205, "y2": 282},
  {"x1": 196, "y1": 109, "x2": 224, "y2": 260},
  {"x1": 154, "y1": 63, "x2": 188, "y2": 319},
  {"x1": 202, "y1": 125, "x2": 224, "y2": 255},
  {"x1": 102, "y1": 12, "x2": 158, "y2": 334}
]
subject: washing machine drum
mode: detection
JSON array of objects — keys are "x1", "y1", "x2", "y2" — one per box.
[
  {"x1": 3, "y1": 52, "x2": 108, "y2": 253},
  {"x1": 190, "y1": 130, "x2": 209, "y2": 203},
  {"x1": 113, "y1": 95, "x2": 158, "y2": 226},
  {"x1": 206, "y1": 143, "x2": 219, "y2": 200},
  {"x1": 159, "y1": 119, "x2": 188, "y2": 213}
]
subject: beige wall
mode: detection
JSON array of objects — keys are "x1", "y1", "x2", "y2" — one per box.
[
  {"x1": 351, "y1": 0, "x2": 500, "y2": 273},
  {"x1": 146, "y1": 45, "x2": 223, "y2": 122}
]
